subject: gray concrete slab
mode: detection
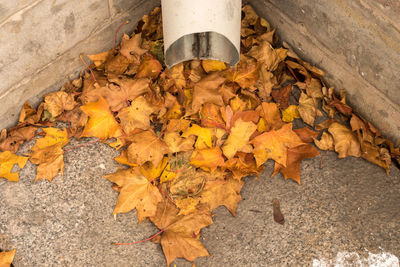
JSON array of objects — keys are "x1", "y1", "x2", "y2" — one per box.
[{"x1": 1, "y1": 137, "x2": 399, "y2": 266}]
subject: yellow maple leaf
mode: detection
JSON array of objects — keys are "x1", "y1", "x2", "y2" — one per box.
[
  {"x1": 140, "y1": 157, "x2": 170, "y2": 181},
  {"x1": 114, "y1": 150, "x2": 137, "y2": 167},
  {"x1": 106, "y1": 169, "x2": 162, "y2": 223},
  {"x1": 31, "y1": 127, "x2": 68, "y2": 151},
  {"x1": 30, "y1": 144, "x2": 64, "y2": 182},
  {"x1": 0, "y1": 249, "x2": 16, "y2": 267},
  {"x1": 201, "y1": 60, "x2": 227, "y2": 73},
  {"x1": 328, "y1": 122, "x2": 361, "y2": 158},
  {"x1": 222, "y1": 119, "x2": 257, "y2": 159},
  {"x1": 0, "y1": 151, "x2": 28, "y2": 182},
  {"x1": 182, "y1": 125, "x2": 214, "y2": 149},
  {"x1": 80, "y1": 96, "x2": 123, "y2": 140},
  {"x1": 282, "y1": 105, "x2": 300, "y2": 122},
  {"x1": 117, "y1": 96, "x2": 155, "y2": 134},
  {"x1": 175, "y1": 197, "x2": 200, "y2": 216}
]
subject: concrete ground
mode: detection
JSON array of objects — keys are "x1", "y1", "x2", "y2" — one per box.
[{"x1": 1, "y1": 137, "x2": 399, "y2": 266}]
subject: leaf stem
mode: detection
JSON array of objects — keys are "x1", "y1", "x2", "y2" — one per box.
[
  {"x1": 79, "y1": 54, "x2": 98, "y2": 84},
  {"x1": 113, "y1": 229, "x2": 165, "y2": 245},
  {"x1": 114, "y1": 20, "x2": 130, "y2": 50}
]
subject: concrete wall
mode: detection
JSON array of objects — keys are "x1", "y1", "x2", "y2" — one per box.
[
  {"x1": 0, "y1": 0, "x2": 158, "y2": 129},
  {"x1": 0, "y1": 0, "x2": 399, "y2": 144},
  {"x1": 248, "y1": 0, "x2": 400, "y2": 145}
]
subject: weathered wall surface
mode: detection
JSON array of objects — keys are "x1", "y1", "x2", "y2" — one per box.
[
  {"x1": 248, "y1": 0, "x2": 400, "y2": 145},
  {"x1": 0, "y1": 0, "x2": 399, "y2": 144},
  {"x1": 0, "y1": 0, "x2": 158, "y2": 129}
]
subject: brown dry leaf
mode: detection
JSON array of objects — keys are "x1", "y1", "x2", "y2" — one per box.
[
  {"x1": 80, "y1": 97, "x2": 123, "y2": 140},
  {"x1": 225, "y1": 55, "x2": 259, "y2": 89},
  {"x1": 127, "y1": 130, "x2": 170, "y2": 166},
  {"x1": 271, "y1": 84, "x2": 292, "y2": 109},
  {"x1": 163, "y1": 132, "x2": 195, "y2": 153},
  {"x1": 306, "y1": 78, "x2": 323, "y2": 99},
  {"x1": 200, "y1": 178, "x2": 244, "y2": 216},
  {"x1": 272, "y1": 198, "x2": 284, "y2": 225},
  {"x1": 202, "y1": 60, "x2": 227, "y2": 73},
  {"x1": 118, "y1": 96, "x2": 155, "y2": 134},
  {"x1": 298, "y1": 93, "x2": 317, "y2": 126},
  {"x1": 114, "y1": 150, "x2": 137, "y2": 167},
  {"x1": 160, "y1": 63, "x2": 186, "y2": 91},
  {"x1": 360, "y1": 141, "x2": 389, "y2": 173},
  {"x1": 163, "y1": 118, "x2": 191, "y2": 133},
  {"x1": 328, "y1": 122, "x2": 361, "y2": 158},
  {"x1": 247, "y1": 41, "x2": 284, "y2": 72},
  {"x1": 314, "y1": 131, "x2": 334, "y2": 151},
  {"x1": 224, "y1": 153, "x2": 263, "y2": 180},
  {"x1": 190, "y1": 73, "x2": 225, "y2": 113},
  {"x1": 258, "y1": 102, "x2": 284, "y2": 131},
  {"x1": 251, "y1": 123, "x2": 305, "y2": 167},
  {"x1": 136, "y1": 54, "x2": 163, "y2": 79},
  {"x1": 0, "y1": 151, "x2": 28, "y2": 182},
  {"x1": 242, "y1": 5, "x2": 258, "y2": 28},
  {"x1": 222, "y1": 119, "x2": 257, "y2": 159},
  {"x1": 200, "y1": 103, "x2": 226, "y2": 130},
  {"x1": 119, "y1": 33, "x2": 147, "y2": 64},
  {"x1": 190, "y1": 147, "x2": 224, "y2": 172},
  {"x1": 329, "y1": 95, "x2": 352, "y2": 116},
  {"x1": 105, "y1": 53, "x2": 131, "y2": 74},
  {"x1": 0, "y1": 249, "x2": 16, "y2": 267},
  {"x1": 19, "y1": 102, "x2": 44, "y2": 125},
  {"x1": 150, "y1": 202, "x2": 213, "y2": 267},
  {"x1": 294, "y1": 127, "x2": 319, "y2": 143},
  {"x1": 272, "y1": 144, "x2": 320, "y2": 184},
  {"x1": 30, "y1": 143, "x2": 64, "y2": 182},
  {"x1": 44, "y1": 91, "x2": 77, "y2": 118},
  {"x1": 0, "y1": 126, "x2": 37, "y2": 153},
  {"x1": 255, "y1": 67, "x2": 275, "y2": 100},
  {"x1": 105, "y1": 168, "x2": 162, "y2": 222}
]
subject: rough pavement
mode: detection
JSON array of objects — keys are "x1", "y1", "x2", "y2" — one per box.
[{"x1": 1, "y1": 137, "x2": 399, "y2": 266}]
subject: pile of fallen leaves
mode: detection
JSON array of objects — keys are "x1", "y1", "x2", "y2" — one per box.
[{"x1": 1, "y1": 5, "x2": 399, "y2": 266}]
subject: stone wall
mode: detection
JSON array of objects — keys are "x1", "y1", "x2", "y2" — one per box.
[
  {"x1": 0, "y1": 0, "x2": 399, "y2": 144},
  {"x1": 248, "y1": 0, "x2": 400, "y2": 145},
  {"x1": 0, "y1": 0, "x2": 158, "y2": 129}
]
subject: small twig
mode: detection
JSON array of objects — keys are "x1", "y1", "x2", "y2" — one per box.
[
  {"x1": 113, "y1": 229, "x2": 165, "y2": 246},
  {"x1": 79, "y1": 54, "x2": 97, "y2": 84},
  {"x1": 63, "y1": 139, "x2": 101, "y2": 153},
  {"x1": 114, "y1": 20, "x2": 130, "y2": 50}
]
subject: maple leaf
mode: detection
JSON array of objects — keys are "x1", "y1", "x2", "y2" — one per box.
[
  {"x1": 190, "y1": 73, "x2": 226, "y2": 114},
  {"x1": 80, "y1": 97, "x2": 123, "y2": 140},
  {"x1": 247, "y1": 41, "x2": 284, "y2": 72},
  {"x1": 140, "y1": 157, "x2": 169, "y2": 181},
  {"x1": 293, "y1": 127, "x2": 319, "y2": 143},
  {"x1": 119, "y1": 33, "x2": 147, "y2": 64},
  {"x1": 163, "y1": 132, "x2": 195, "y2": 153},
  {"x1": 159, "y1": 63, "x2": 186, "y2": 91},
  {"x1": 0, "y1": 151, "x2": 28, "y2": 182},
  {"x1": 44, "y1": 91, "x2": 77, "y2": 117},
  {"x1": 32, "y1": 127, "x2": 69, "y2": 150},
  {"x1": 190, "y1": 147, "x2": 225, "y2": 173},
  {"x1": 255, "y1": 66, "x2": 275, "y2": 100},
  {"x1": 182, "y1": 125, "x2": 214, "y2": 149},
  {"x1": 114, "y1": 150, "x2": 137, "y2": 167},
  {"x1": 328, "y1": 122, "x2": 361, "y2": 158},
  {"x1": 272, "y1": 144, "x2": 320, "y2": 184},
  {"x1": 136, "y1": 54, "x2": 163, "y2": 79},
  {"x1": 175, "y1": 197, "x2": 200, "y2": 216},
  {"x1": 117, "y1": 96, "x2": 155, "y2": 134},
  {"x1": 105, "y1": 168, "x2": 162, "y2": 222},
  {"x1": 30, "y1": 144, "x2": 64, "y2": 182},
  {"x1": 0, "y1": 249, "x2": 16, "y2": 267},
  {"x1": 258, "y1": 102, "x2": 284, "y2": 131},
  {"x1": 200, "y1": 178, "x2": 244, "y2": 216},
  {"x1": 87, "y1": 49, "x2": 114, "y2": 68},
  {"x1": 150, "y1": 201, "x2": 213, "y2": 266},
  {"x1": 251, "y1": 123, "x2": 305, "y2": 167},
  {"x1": 222, "y1": 119, "x2": 257, "y2": 159},
  {"x1": 202, "y1": 60, "x2": 227, "y2": 73},
  {"x1": 105, "y1": 53, "x2": 131, "y2": 74},
  {"x1": 0, "y1": 126, "x2": 37, "y2": 153},
  {"x1": 127, "y1": 130, "x2": 170, "y2": 167},
  {"x1": 224, "y1": 152, "x2": 263, "y2": 180},
  {"x1": 225, "y1": 55, "x2": 259, "y2": 89},
  {"x1": 282, "y1": 105, "x2": 300, "y2": 123},
  {"x1": 271, "y1": 84, "x2": 292, "y2": 109}
]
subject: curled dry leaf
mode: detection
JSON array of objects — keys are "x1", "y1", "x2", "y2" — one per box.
[
  {"x1": 0, "y1": 126, "x2": 37, "y2": 153},
  {"x1": 44, "y1": 91, "x2": 77, "y2": 118},
  {"x1": 119, "y1": 33, "x2": 147, "y2": 64},
  {"x1": 314, "y1": 131, "x2": 334, "y2": 151},
  {"x1": 328, "y1": 122, "x2": 361, "y2": 158},
  {"x1": 298, "y1": 93, "x2": 317, "y2": 126}
]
